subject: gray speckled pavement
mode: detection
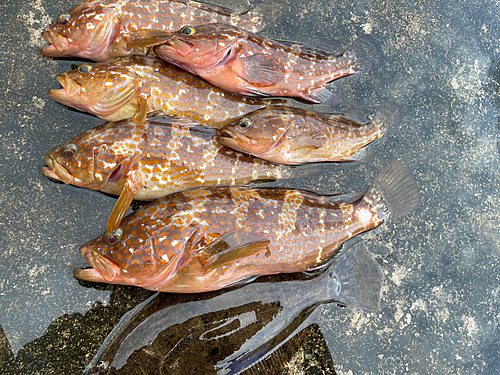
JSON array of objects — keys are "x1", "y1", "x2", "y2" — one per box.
[{"x1": 1, "y1": 0, "x2": 500, "y2": 373}]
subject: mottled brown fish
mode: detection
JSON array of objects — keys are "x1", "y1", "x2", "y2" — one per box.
[
  {"x1": 40, "y1": 0, "x2": 288, "y2": 61},
  {"x1": 74, "y1": 162, "x2": 420, "y2": 293},
  {"x1": 217, "y1": 103, "x2": 399, "y2": 164},
  {"x1": 41, "y1": 117, "x2": 301, "y2": 235},
  {"x1": 150, "y1": 23, "x2": 383, "y2": 104},
  {"x1": 48, "y1": 56, "x2": 296, "y2": 126}
]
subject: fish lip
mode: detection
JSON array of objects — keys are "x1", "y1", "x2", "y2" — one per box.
[
  {"x1": 42, "y1": 155, "x2": 75, "y2": 185},
  {"x1": 40, "y1": 29, "x2": 69, "y2": 56},
  {"x1": 54, "y1": 73, "x2": 81, "y2": 97},
  {"x1": 76, "y1": 245, "x2": 120, "y2": 282},
  {"x1": 217, "y1": 127, "x2": 252, "y2": 147},
  {"x1": 158, "y1": 38, "x2": 193, "y2": 57}
]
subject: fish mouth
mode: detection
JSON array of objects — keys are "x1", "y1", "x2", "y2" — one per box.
[
  {"x1": 159, "y1": 38, "x2": 194, "y2": 57},
  {"x1": 74, "y1": 245, "x2": 119, "y2": 283},
  {"x1": 40, "y1": 29, "x2": 71, "y2": 57},
  {"x1": 48, "y1": 73, "x2": 92, "y2": 109},
  {"x1": 42, "y1": 155, "x2": 75, "y2": 185},
  {"x1": 217, "y1": 127, "x2": 252, "y2": 149}
]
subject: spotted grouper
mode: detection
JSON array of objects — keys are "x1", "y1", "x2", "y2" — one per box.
[
  {"x1": 47, "y1": 56, "x2": 298, "y2": 126},
  {"x1": 217, "y1": 102, "x2": 399, "y2": 164},
  {"x1": 41, "y1": 116, "x2": 307, "y2": 235},
  {"x1": 149, "y1": 24, "x2": 383, "y2": 105},
  {"x1": 40, "y1": 0, "x2": 289, "y2": 61},
  {"x1": 73, "y1": 162, "x2": 420, "y2": 293}
]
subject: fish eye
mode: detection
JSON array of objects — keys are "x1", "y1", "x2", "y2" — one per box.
[
  {"x1": 104, "y1": 228, "x2": 123, "y2": 244},
  {"x1": 57, "y1": 14, "x2": 70, "y2": 26},
  {"x1": 237, "y1": 117, "x2": 253, "y2": 129},
  {"x1": 60, "y1": 143, "x2": 77, "y2": 158},
  {"x1": 180, "y1": 26, "x2": 196, "y2": 36},
  {"x1": 78, "y1": 63, "x2": 93, "y2": 73}
]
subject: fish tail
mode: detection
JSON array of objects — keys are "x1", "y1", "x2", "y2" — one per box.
[
  {"x1": 328, "y1": 241, "x2": 383, "y2": 310},
  {"x1": 344, "y1": 34, "x2": 384, "y2": 73},
  {"x1": 240, "y1": 0, "x2": 290, "y2": 32},
  {"x1": 364, "y1": 162, "x2": 420, "y2": 222},
  {"x1": 372, "y1": 100, "x2": 401, "y2": 136}
]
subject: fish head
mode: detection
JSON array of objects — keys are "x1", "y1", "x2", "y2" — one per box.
[
  {"x1": 154, "y1": 23, "x2": 245, "y2": 72},
  {"x1": 48, "y1": 58, "x2": 144, "y2": 121},
  {"x1": 217, "y1": 106, "x2": 291, "y2": 155},
  {"x1": 40, "y1": 0, "x2": 118, "y2": 60},
  {"x1": 74, "y1": 204, "x2": 197, "y2": 288},
  {"x1": 41, "y1": 122, "x2": 136, "y2": 191}
]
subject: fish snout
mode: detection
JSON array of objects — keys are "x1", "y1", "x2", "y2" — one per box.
[
  {"x1": 40, "y1": 29, "x2": 68, "y2": 56},
  {"x1": 42, "y1": 154, "x2": 74, "y2": 185}
]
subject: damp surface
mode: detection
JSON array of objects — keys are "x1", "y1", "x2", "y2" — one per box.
[{"x1": 1, "y1": 0, "x2": 500, "y2": 373}]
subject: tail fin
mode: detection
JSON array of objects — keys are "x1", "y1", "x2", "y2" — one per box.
[
  {"x1": 366, "y1": 162, "x2": 420, "y2": 222},
  {"x1": 344, "y1": 34, "x2": 384, "y2": 73},
  {"x1": 373, "y1": 101, "x2": 401, "y2": 136},
  {"x1": 239, "y1": 0, "x2": 290, "y2": 32},
  {"x1": 329, "y1": 241, "x2": 383, "y2": 310}
]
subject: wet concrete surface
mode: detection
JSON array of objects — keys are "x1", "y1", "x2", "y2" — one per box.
[{"x1": 1, "y1": 0, "x2": 500, "y2": 373}]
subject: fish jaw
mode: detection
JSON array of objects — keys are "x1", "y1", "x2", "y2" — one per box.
[
  {"x1": 48, "y1": 73, "x2": 94, "y2": 111},
  {"x1": 217, "y1": 127, "x2": 275, "y2": 155},
  {"x1": 42, "y1": 152, "x2": 108, "y2": 190},
  {"x1": 40, "y1": 29, "x2": 70, "y2": 57},
  {"x1": 42, "y1": 154, "x2": 75, "y2": 185},
  {"x1": 75, "y1": 245, "x2": 120, "y2": 283}
]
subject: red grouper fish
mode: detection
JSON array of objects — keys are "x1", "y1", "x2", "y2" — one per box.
[
  {"x1": 73, "y1": 162, "x2": 420, "y2": 293},
  {"x1": 41, "y1": 117, "x2": 310, "y2": 235},
  {"x1": 216, "y1": 102, "x2": 399, "y2": 164},
  {"x1": 47, "y1": 56, "x2": 305, "y2": 126},
  {"x1": 149, "y1": 23, "x2": 384, "y2": 105},
  {"x1": 40, "y1": 0, "x2": 289, "y2": 61}
]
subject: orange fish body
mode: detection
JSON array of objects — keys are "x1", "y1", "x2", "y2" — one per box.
[
  {"x1": 153, "y1": 24, "x2": 383, "y2": 104},
  {"x1": 41, "y1": 117, "x2": 296, "y2": 234},
  {"x1": 74, "y1": 163, "x2": 420, "y2": 293},
  {"x1": 48, "y1": 56, "x2": 293, "y2": 127},
  {"x1": 217, "y1": 103, "x2": 399, "y2": 164},
  {"x1": 40, "y1": 0, "x2": 288, "y2": 60}
]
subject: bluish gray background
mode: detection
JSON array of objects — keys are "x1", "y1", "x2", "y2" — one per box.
[{"x1": 1, "y1": 0, "x2": 499, "y2": 373}]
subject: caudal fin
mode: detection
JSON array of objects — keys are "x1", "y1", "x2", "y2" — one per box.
[
  {"x1": 373, "y1": 101, "x2": 401, "y2": 136},
  {"x1": 344, "y1": 34, "x2": 384, "y2": 73},
  {"x1": 366, "y1": 162, "x2": 420, "y2": 222},
  {"x1": 329, "y1": 241, "x2": 383, "y2": 310},
  {"x1": 240, "y1": 0, "x2": 290, "y2": 32}
]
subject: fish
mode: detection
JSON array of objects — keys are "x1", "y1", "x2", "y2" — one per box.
[
  {"x1": 217, "y1": 102, "x2": 400, "y2": 164},
  {"x1": 41, "y1": 116, "x2": 308, "y2": 235},
  {"x1": 150, "y1": 24, "x2": 383, "y2": 104},
  {"x1": 40, "y1": 0, "x2": 289, "y2": 61},
  {"x1": 83, "y1": 241, "x2": 381, "y2": 374},
  {"x1": 73, "y1": 162, "x2": 420, "y2": 293},
  {"x1": 47, "y1": 55, "x2": 302, "y2": 126}
]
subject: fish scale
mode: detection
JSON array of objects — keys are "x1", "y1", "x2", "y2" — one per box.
[
  {"x1": 48, "y1": 56, "x2": 295, "y2": 127},
  {"x1": 74, "y1": 162, "x2": 420, "y2": 293},
  {"x1": 42, "y1": 118, "x2": 300, "y2": 234},
  {"x1": 152, "y1": 23, "x2": 383, "y2": 104},
  {"x1": 40, "y1": 0, "x2": 288, "y2": 60}
]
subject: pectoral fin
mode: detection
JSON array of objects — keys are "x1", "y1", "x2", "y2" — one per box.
[
  {"x1": 132, "y1": 96, "x2": 149, "y2": 124},
  {"x1": 106, "y1": 171, "x2": 140, "y2": 233},
  {"x1": 241, "y1": 54, "x2": 285, "y2": 87},
  {"x1": 201, "y1": 229, "x2": 270, "y2": 273},
  {"x1": 125, "y1": 30, "x2": 173, "y2": 50},
  {"x1": 289, "y1": 132, "x2": 327, "y2": 151}
]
